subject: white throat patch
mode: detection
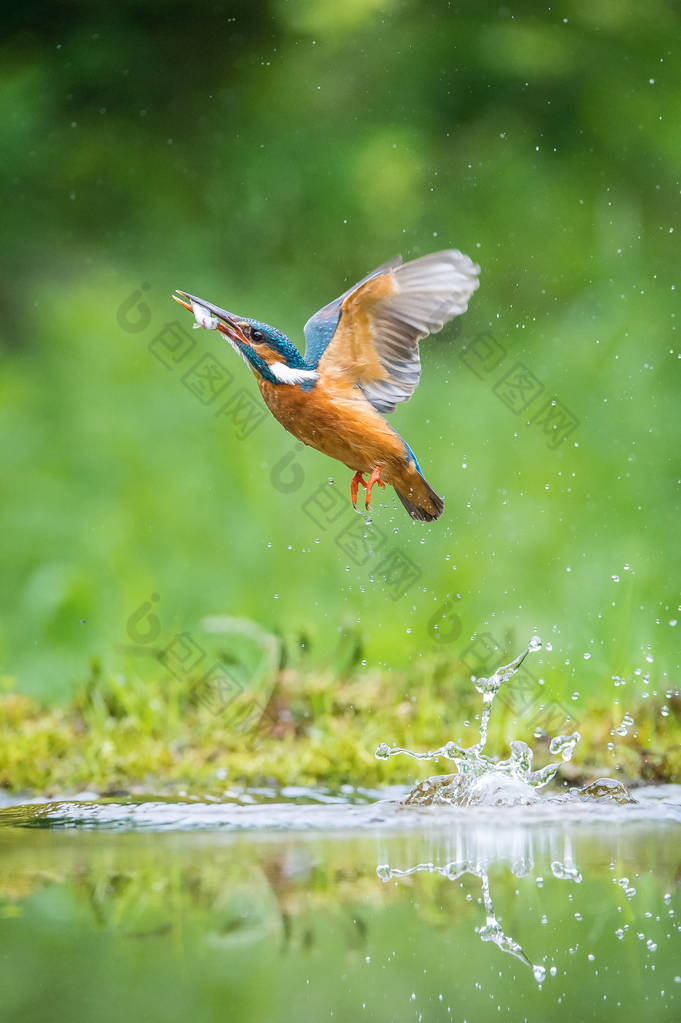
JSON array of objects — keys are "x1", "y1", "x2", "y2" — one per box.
[{"x1": 270, "y1": 362, "x2": 319, "y2": 385}]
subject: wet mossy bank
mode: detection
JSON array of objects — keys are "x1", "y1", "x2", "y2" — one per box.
[{"x1": 1, "y1": 659, "x2": 679, "y2": 798}]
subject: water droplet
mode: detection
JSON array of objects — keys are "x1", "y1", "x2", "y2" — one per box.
[
  {"x1": 552, "y1": 861, "x2": 582, "y2": 882},
  {"x1": 549, "y1": 732, "x2": 581, "y2": 762},
  {"x1": 615, "y1": 712, "x2": 634, "y2": 736}
]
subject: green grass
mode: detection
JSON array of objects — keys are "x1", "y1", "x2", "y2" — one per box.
[{"x1": 0, "y1": 646, "x2": 678, "y2": 797}]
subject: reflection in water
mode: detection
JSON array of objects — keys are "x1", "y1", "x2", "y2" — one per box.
[
  {"x1": 0, "y1": 807, "x2": 679, "y2": 1021},
  {"x1": 378, "y1": 863, "x2": 549, "y2": 980},
  {"x1": 377, "y1": 827, "x2": 587, "y2": 982}
]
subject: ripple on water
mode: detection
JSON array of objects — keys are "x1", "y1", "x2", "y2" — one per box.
[{"x1": 0, "y1": 784, "x2": 679, "y2": 831}]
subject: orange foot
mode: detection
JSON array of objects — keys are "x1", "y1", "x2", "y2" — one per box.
[
  {"x1": 364, "y1": 465, "x2": 385, "y2": 511},
  {"x1": 350, "y1": 471, "x2": 366, "y2": 509}
]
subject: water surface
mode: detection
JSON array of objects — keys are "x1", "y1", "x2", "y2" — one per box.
[{"x1": 0, "y1": 788, "x2": 679, "y2": 1022}]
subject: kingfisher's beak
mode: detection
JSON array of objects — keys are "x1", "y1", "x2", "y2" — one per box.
[
  {"x1": 172, "y1": 290, "x2": 250, "y2": 345},
  {"x1": 171, "y1": 291, "x2": 193, "y2": 313}
]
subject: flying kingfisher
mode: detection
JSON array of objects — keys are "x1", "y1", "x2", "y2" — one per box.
[{"x1": 173, "y1": 249, "x2": 479, "y2": 521}]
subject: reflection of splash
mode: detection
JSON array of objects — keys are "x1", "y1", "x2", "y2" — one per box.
[
  {"x1": 377, "y1": 860, "x2": 544, "y2": 979},
  {"x1": 376, "y1": 638, "x2": 582, "y2": 807},
  {"x1": 377, "y1": 828, "x2": 584, "y2": 983},
  {"x1": 479, "y1": 874, "x2": 546, "y2": 981}
]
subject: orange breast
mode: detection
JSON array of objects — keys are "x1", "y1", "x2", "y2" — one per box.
[{"x1": 255, "y1": 375, "x2": 407, "y2": 478}]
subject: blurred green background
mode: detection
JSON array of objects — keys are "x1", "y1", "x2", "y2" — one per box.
[{"x1": 1, "y1": 0, "x2": 680, "y2": 715}]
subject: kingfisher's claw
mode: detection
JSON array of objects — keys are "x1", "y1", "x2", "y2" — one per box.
[
  {"x1": 351, "y1": 471, "x2": 366, "y2": 509},
  {"x1": 364, "y1": 466, "x2": 385, "y2": 510}
]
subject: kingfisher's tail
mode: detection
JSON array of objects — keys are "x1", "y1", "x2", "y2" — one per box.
[{"x1": 395, "y1": 476, "x2": 444, "y2": 521}]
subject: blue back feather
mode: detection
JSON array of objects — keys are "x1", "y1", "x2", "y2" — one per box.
[
  {"x1": 303, "y1": 256, "x2": 403, "y2": 368},
  {"x1": 302, "y1": 302, "x2": 344, "y2": 366},
  {"x1": 400, "y1": 436, "x2": 423, "y2": 476}
]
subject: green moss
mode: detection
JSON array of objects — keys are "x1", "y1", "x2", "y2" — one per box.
[{"x1": 0, "y1": 658, "x2": 679, "y2": 797}]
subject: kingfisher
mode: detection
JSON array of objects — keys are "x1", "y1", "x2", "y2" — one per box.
[{"x1": 173, "y1": 249, "x2": 479, "y2": 521}]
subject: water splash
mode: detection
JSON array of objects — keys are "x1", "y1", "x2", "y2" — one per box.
[
  {"x1": 578, "y1": 778, "x2": 636, "y2": 804},
  {"x1": 376, "y1": 638, "x2": 580, "y2": 807}
]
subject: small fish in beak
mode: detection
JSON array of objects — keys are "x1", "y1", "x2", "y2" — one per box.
[
  {"x1": 171, "y1": 291, "x2": 220, "y2": 330},
  {"x1": 172, "y1": 290, "x2": 249, "y2": 345},
  {"x1": 190, "y1": 301, "x2": 219, "y2": 330}
]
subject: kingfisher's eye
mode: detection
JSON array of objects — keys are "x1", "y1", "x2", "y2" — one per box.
[{"x1": 252, "y1": 329, "x2": 264, "y2": 343}]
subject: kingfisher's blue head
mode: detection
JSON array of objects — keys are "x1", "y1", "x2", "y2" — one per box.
[
  {"x1": 224, "y1": 316, "x2": 310, "y2": 383},
  {"x1": 172, "y1": 290, "x2": 317, "y2": 387}
]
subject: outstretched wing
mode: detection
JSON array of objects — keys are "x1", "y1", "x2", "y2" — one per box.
[
  {"x1": 304, "y1": 250, "x2": 480, "y2": 414},
  {"x1": 303, "y1": 256, "x2": 403, "y2": 367}
]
